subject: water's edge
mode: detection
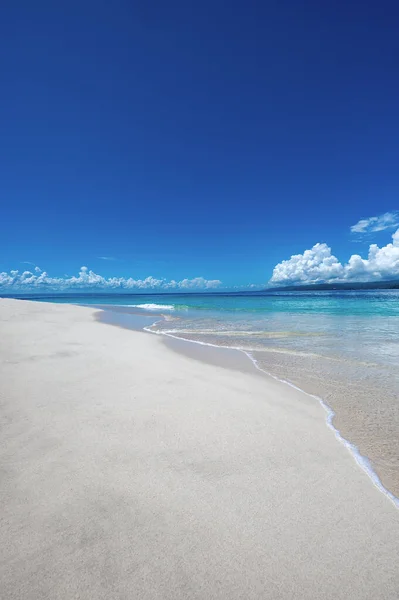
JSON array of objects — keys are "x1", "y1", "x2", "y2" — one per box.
[{"x1": 96, "y1": 308, "x2": 399, "y2": 509}]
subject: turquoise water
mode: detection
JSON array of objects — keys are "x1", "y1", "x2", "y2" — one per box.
[
  {"x1": 22, "y1": 290, "x2": 399, "y2": 367},
  {"x1": 24, "y1": 289, "x2": 399, "y2": 317},
  {"x1": 15, "y1": 290, "x2": 399, "y2": 497}
]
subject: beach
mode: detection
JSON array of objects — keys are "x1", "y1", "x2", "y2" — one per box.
[{"x1": 1, "y1": 299, "x2": 398, "y2": 599}]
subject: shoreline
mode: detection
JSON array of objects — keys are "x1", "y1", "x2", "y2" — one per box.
[
  {"x1": 97, "y1": 306, "x2": 399, "y2": 509},
  {"x1": 1, "y1": 299, "x2": 399, "y2": 599}
]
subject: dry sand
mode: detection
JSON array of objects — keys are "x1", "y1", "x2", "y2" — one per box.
[{"x1": 0, "y1": 298, "x2": 398, "y2": 600}]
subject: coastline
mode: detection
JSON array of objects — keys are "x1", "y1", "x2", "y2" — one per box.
[
  {"x1": 97, "y1": 306, "x2": 399, "y2": 508},
  {"x1": 1, "y1": 299, "x2": 399, "y2": 599}
]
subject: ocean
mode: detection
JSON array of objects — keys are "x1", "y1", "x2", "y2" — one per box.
[{"x1": 15, "y1": 290, "x2": 399, "y2": 500}]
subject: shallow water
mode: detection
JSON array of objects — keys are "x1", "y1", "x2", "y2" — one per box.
[{"x1": 22, "y1": 290, "x2": 399, "y2": 497}]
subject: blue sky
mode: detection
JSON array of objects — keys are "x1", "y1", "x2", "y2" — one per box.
[{"x1": 1, "y1": 1, "x2": 399, "y2": 291}]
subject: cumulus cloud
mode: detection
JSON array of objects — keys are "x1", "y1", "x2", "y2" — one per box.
[
  {"x1": 0, "y1": 265, "x2": 221, "y2": 291},
  {"x1": 270, "y1": 228, "x2": 399, "y2": 285},
  {"x1": 178, "y1": 277, "x2": 222, "y2": 289},
  {"x1": 350, "y1": 211, "x2": 399, "y2": 234}
]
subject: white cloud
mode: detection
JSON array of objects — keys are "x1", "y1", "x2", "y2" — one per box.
[
  {"x1": 178, "y1": 277, "x2": 222, "y2": 289},
  {"x1": 350, "y1": 211, "x2": 399, "y2": 234},
  {"x1": 0, "y1": 265, "x2": 222, "y2": 291},
  {"x1": 270, "y1": 228, "x2": 399, "y2": 285},
  {"x1": 21, "y1": 262, "x2": 42, "y2": 273},
  {"x1": 97, "y1": 256, "x2": 116, "y2": 261}
]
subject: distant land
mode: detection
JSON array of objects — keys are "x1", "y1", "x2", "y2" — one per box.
[{"x1": 266, "y1": 280, "x2": 399, "y2": 292}]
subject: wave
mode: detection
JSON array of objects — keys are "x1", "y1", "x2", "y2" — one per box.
[
  {"x1": 156, "y1": 329, "x2": 325, "y2": 338},
  {"x1": 130, "y1": 303, "x2": 175, "y2": 311}
]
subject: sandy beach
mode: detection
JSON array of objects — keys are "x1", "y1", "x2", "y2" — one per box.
[{"x1": 1, "y1": 299, "x2": 398, "y2": 600}]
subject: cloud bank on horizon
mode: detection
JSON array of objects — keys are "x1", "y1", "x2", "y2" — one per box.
[
  {"x1": 2, "y1": 213, "x2": 399, "y2": 291},
  {"x1": 271, "y1": 224, "x2": 399, "y2": 286},
  {"x1": 0, "y1": 266, "x2": 222, "y2": 291}
]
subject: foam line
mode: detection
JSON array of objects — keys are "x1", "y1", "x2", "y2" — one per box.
[{"x1": 143, "y1": 320, "x2": 399, "y2": 509}]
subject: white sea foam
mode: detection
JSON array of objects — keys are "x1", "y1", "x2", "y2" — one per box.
[
  {"x1": 244, "y1": 351, "x2": 399, "y2": 510},
  {"x1": 131, "y1": 304, "x2": 175, "y2": 311},
  {"x1": 143, "y1": 319, "x2": 399, "y2": 510}
]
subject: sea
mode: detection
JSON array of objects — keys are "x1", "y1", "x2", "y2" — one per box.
[{"x1": 14, "y1": 290, "x2": 399, "y2": 502}]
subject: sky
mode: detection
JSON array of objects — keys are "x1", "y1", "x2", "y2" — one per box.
[{"x1": 1, "y1": 0, "x2": 399, "y2": 291}]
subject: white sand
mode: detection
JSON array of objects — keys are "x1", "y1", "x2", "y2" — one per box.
[{"x1": 0, "y1": 298, "x2": 398, "y2": 600}]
